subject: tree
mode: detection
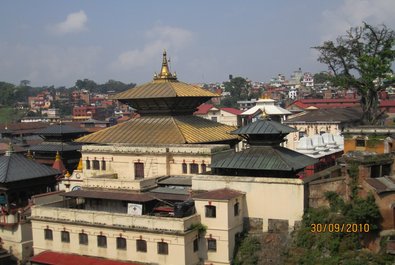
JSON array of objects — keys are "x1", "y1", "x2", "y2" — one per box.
[
  {"x1": 224, "y1": 77, "x2": 250, "y2": 100},
  {"x1": 313, "y1": 72, "x2": 332, "y2": 84},
  {"x1": 314, "y1": 23, "x2": 395, "y2": 125},
  {"x1": 75, "y1": 79, "x2": 98, "y2": 92},
  {"x1": 0, "y1": 82, "x2": 16, "y2": 106}
]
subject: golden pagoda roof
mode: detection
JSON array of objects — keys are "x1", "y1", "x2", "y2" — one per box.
[
  {"x1": 113, "y1": 50, "x2": 217, "y2": 100},
  {"x1": 75, "y1": 116, "x2": 238, "y2": 145}
]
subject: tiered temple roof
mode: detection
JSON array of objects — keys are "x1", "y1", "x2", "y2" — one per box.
[{"x1": 76, "y1": 51, "x2": 238, "y2": 145}]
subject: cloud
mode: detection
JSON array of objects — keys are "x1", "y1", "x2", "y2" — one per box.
[
  {"x1": 320, "y1": 0, "x2": 395, "y2": 40},
  {"x1": 111, "y1": 25, "x2": 193, "y2": 71},
  {"x1": 50, "y1": 10, "x2": 88, "y2": 35},
  {"x1": 0, "y1": 42, "x2": 102, "y2": 86}
]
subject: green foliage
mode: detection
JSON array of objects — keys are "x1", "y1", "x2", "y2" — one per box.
[
  {"x1": 313, "y1": 72, "x2": 332, "y2": 84},
  {"x1": 314, "y1": 23, "x2": 395, "y2": 125},
  {"x1": 189, "y1": 223, "x2": 207, "y2": 236},
  {"x1": 285, "y1": 192, "x2": 392, "y2": 264},
  {"x1": 75, "y1": 79, "x2": 135, "y2": 93},
  {"x1": 0, "y1": 82, "x2": 16, "y2": 106},
  {"x1": 233, "y1": 234, "x2": 261, "y2": 265},
  {"x1": 224, "y1": 77, "x2": 249, "y2": 98},
  {"x1": 348, "y1": 162, "x2": 359, "y2": 199},
  {"x1": 0, "y1": 107, "x2": 26, "y2": 123}
]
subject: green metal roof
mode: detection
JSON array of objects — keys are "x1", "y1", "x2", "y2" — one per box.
[
  {"x1": 232, "y1": 119, "x2": 296, "y2": 135},
  {"x1": 0, "y1": 153, "x2": 60, "y2": 183},
  {"x1": 211, "y1": 146, "x2": 317, "y2": 172}
]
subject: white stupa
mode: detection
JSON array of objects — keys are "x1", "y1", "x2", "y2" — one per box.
[
  {"x1": 296, "y1": 136, "x2": 320, "y2": 157},
  {"x1": 321, "y1": 133, "x2": 339, "y2": 149},
  {"x1": 311, "y1": 134, "x2": 329, "y2": 152}
]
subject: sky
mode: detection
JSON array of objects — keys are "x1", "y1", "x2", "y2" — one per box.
[{"x1": 0, "y1": 0, "x2": 394, "y2": 87}]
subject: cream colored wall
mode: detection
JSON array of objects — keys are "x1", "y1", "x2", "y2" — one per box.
[
  {"x1": 80, "y1": 145, "x2": 229, "y2": 191},
  {"x1": 219, "y1": 110, "x2": 238, "y2": 126},
  {"x1": 192, "y1": 175, "x2": 305, "y2": 231},
  {"x1": 31, "y1": 206, "x2": 200, "y2": 233},
  {"x1": 286, "y1": 122, "x2": 340, "y2": 149},
  {"x1": 32, "y1": 220, "x2": 200, "y2": 265},
  {"x1": 194, "y1": 196, "x2": 244, "y2": 264},
  {"x1": 0, "y1": 222, "x2": 33, "y2": 263}
]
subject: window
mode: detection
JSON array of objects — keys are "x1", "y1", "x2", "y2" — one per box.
[
  {"x1": 79, "y1": 233, "x2": 88, "y2": 245},
  {"x1": 86, "y1": 160, "x2": 91, "y2": 169},
  {"x1": 211, "y1": 117, "x2": 218, "y2": 122},
  {"x1": 201, "y1": 163, "x2": 207, "y2": 173},
  {"x1": 136, "y1": 239, "x2": 147, "y2": 252},
  {"x1": 134, "y1": 162, "x2": 144, "y2": 179},
  {"x1": 116, "y1": 237, "x2": 127, "y2": 250},
  {"x1": 193, "y1": 238, "x2": 199, "y2": 252},
  {"x1": 207, "y1": 238, "x2": 217, "y2": 251},
  {"x1": 190, "y1": 163, "x2": 199, "y2": 174},
  {"x1": 182, "y1": 163, "x2": 187, "y2": 174},
  {"x1": 157, "y1": 242, "x2": 168, "y2": 255},
  {"x1": 205, "y1": 205, "x2": 216, "y2": 218},
  {"x1": 92, "y1": 160, "x2": 100, "y2": 170},
  {"x1": 298, "y1": 131, "x2": 306, "y2": 139},
  {"x1": 234, "y1": 202, "x2": 240, "y2": 216},
  {"x1": 356, "y1": 139, "x2": 365, "y2": 147},
  {"x1": 44, "y1": 229, "x2": 53, "y2": 240},
  {"x1": 61, "y1": 231, "x2": 70, "y2": 243},
  {"x1": 101, "y1": 160, "x2": 106, "y2": 170},
  {"x1": 97, "y1": 235, "x2": 107, "y2": 248}
]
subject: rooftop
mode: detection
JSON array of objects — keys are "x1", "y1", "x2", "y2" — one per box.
[
  {"x1": 193, "y1": 188, "x2": 244, "y2": 201},
  {"x1": 211, "y1": 146, "x2": 317, "y2": 173},
  {"x1": 75, "y1": 115, "x2": 238, "y2": 145},
  {"x1": 365, "y1": 175, "x2": 395, "y2": 194},
  {"x1": 30, "y1": 251, "x2": 143, "y2": 265},
  {"x1": 0, "y1": 152, "x2": 60, "y2": 183},
  {"x1": 284, "y1": 107, "x2": 362, "y2": 123}
]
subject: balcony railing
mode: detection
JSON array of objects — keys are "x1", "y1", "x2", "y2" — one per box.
[{"x1": 31, "y1": 205, "x2": 200, "y2": 234}]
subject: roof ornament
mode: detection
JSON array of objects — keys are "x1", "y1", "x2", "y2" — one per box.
[
  {"x1": 77, "y1": 157, "x2": 83, "y2": 171},
  {"x1": 55, "y1": 151, "x2": 61, "y2": 161},
  {"x1": 153, "y1": 50, "x2": 177, "y2": 81},
  {"x1": 5, "y1": 142, "x2": 14, "y2": 156},
  {"x1": 259, "y1": 108, "x2": 269, "y2": 120},
  {"x1": 26, "y1": 149, "x2": 33, "y2": 159}
]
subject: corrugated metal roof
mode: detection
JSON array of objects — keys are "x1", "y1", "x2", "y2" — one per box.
[
  {"x1": 284, "y1": 108, "x2": 362, "y2": 123},
  {"x1": 175, "y1": 116, "x2": 237, "y2": 143},
  {"x1": 158, "y1": 176, "x2": 192, "y2": 186},
  {"x1": 232, "y1": 119, "x2": 296, "y2": 135},
  {"x1": 211, "y1": 146, "x2": 317, "y2": 171},
  {"x1": 365, "y1": 175, "x2": 395, "y2": 194},
  {"x1": 34, "y1": 124, "x2": 87, "y2": 136},
  {"x1": 193, "y1": 188, "x2": 244, "y2": 200},
  {"x1": 114, "y1": 79, "x2": 217, "y2": 100},
  {"x1": 75, "y1": 116, "x2": 238, "y2": 144},
  {"x1": 0, "y1": 153, "x2": 60, "y2": 183},
  {"x1": 29, "y1": 142, "x2": 82, "y2": 152}
]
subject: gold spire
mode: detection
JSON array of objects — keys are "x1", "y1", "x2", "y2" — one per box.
[
  {"x1": 154, "y1": 50, "x2": 177, "y2": 81},
  {"x1": 77, "y1": 157, "x2": 83, "y2": 171},
  {"x1": 65, "y1": 171, "x2": 71, "y2": 178},
  {"x1": 26, "y1": 149, "x2": 33, "y2": 159},
  {"x1": 55, "y1": 151, "x2": 61, "y2": 161}
]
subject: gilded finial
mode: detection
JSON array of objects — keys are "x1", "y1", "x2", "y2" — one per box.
[
  {"x1": 26, "y1": 149, "x2": 33, "y2": 159},
  {"x1": 153, "y1": 50, "x2": 177, "y2": 81},
  {"x1": 260, "y1": 108, "x2": 268, "y2": 120},
  {"x1": 77, "y1": 157, "x2": 83, "y2": 171},
  {"x1": 55, "y1": 151, "x2": 61, "y2": 161},
  {"x1": 65, "y1": 171, "x2": 71, "y2": 178}
]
